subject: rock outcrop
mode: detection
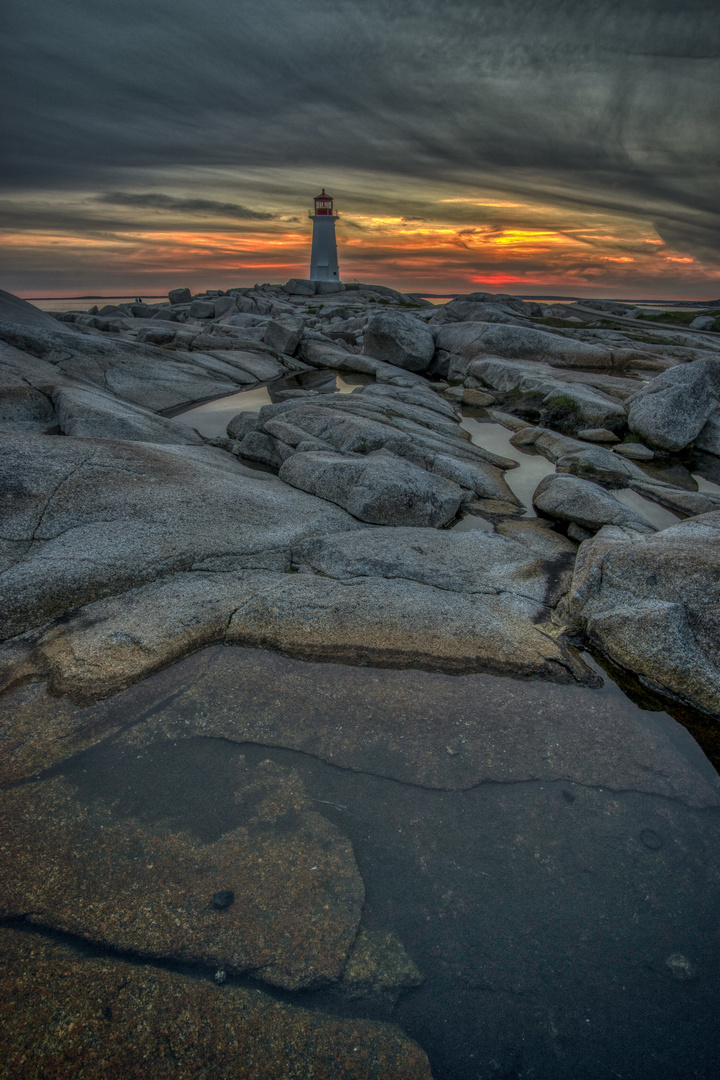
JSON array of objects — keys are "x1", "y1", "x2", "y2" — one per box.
[{"x1": 563, "y1": 513, "x2": 720, "y2": 715}]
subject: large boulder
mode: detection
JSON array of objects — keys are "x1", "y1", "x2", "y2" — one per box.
[
  {"x1": 563, "y1": 512, "x2": 720, "y2": 715},
  {"x1": 362, "y1": 311, "x2": 435, "y2": 372},
  {"x1": 168, "y1": 287, "x2": 192, "y2": 305},
  {"x1": 627, "y1": 358, "x2": 720, "y2": 451},
  {"x1": 263, "y1": 316, "x2": 304, "y2": 356},
  {"x1": 279, "y1": 449, "x2": 464, "y2": 526},
  {"x1": 533, "y1": 473, "x2": 653, "y2": 533}
]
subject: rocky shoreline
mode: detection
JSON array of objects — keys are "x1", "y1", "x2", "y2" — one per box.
[
  {"x1": 2, "y1": 280, "x2": 720, "y2": 1077},
  {"x1": 2, "y1": 280, "x2": 719, "y2": 715}
]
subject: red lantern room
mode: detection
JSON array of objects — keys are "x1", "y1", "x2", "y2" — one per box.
[{"x1": 313, "y1": 189, "x2": 334, "y2": 215}]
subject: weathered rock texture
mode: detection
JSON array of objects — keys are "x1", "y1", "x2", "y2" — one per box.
[
  {"x1": 0, "y1": 435, "x2": 361, "y2": 641},
  {"x1": 362, "y1": 311, "x2": 435, "y2": 371}
]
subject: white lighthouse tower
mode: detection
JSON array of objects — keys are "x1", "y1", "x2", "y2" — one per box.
[{"x1": 309, "y1": 189, "x2": 340, "y2": 282}]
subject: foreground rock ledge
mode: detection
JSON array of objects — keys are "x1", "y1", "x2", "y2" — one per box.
[
  {"x1": 0, "y1": 566, "x2": 596, "y2": 703},
  {"x1": 0, "y1": 929, "x2": 431, "y2": 1080}
]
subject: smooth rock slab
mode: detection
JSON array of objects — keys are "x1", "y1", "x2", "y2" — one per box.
[
  {"x1": 0, "y1": 434, "x2": 362, "y2": 640},
  {"x1": 0, "y1": 287, "x2": 60, "y2": 329},
  {"x1": 51, "y1": 383, "x2": 205, "y2": 444},
  {"x1": 0, "y1": 321, "x2": 242, "y2": 411},
  {"x1": 0, "y1": 929, "x2": 431, "y2": 1079},
  {"x1": 5, "y1": 644, "x2": 717, "y2": 807},
  {"x1": 0, "y1": 567, "x2": 597, "y2": 703},
  {"x1": 279, "y1": 449, "x2": 464, "y2": 527},
  {"x1": 0, "y1": 763, "x2": 364, "y2": 990}
]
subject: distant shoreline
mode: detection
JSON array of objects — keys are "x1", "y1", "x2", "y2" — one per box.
[{"x1": 21, "y1": 291, "x2": 719, "y2": 307}]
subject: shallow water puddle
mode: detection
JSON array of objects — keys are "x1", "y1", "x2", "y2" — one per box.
[
  {"x1": 2, "y1": 646, "x2": 719, "y2": 1079},
  {"x1": 174, "y1": 371, "x2": 366, "y2": 439},
  {"x1": 613, "y1": 487, "x2": 681, "y2": 529},
  {"x1": 460, "y1": 417, "x2": 555, "y2": 516}
]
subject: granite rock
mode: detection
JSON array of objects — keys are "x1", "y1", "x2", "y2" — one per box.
[{"x1": 627, "y1": 358, "x2": 720, "y2": 451}]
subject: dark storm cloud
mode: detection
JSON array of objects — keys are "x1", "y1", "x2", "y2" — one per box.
[
  {"x1": 2, "y1": 0, "x2": 718, "y2": 259},
  {"x1": 98, "y1": 192, "x2": 275, "y2": 220}
]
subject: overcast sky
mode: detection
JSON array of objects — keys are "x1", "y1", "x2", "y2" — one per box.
[{"x1": 2, "y1": 0, "x2": 718, "y2": 298}]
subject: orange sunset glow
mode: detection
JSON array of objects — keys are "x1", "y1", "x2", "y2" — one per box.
[{"x1": 4, "y1": 180, "x2": 719, "y2": 300}]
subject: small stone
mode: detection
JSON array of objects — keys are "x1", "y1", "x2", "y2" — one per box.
[
  {"x1": 640, "y1": 828, "x2": 662, "y2": 850},
  {"x1": 665, "y1": 953, "x2": 698, "y2": 981},
  {"x1": 615, "y1": 443, "x2": 654, "y2": 461},
  {"x1": 690, "y1": 315, "x2": 716, "y2": 331},
  {"x1": 212, "y1": 889, "x2": 235, "y2": 910},
  {"x1": 214, "y1": 969, "x2": 227, "y2": 983},
  {"x1": 576, "y1": 428, "x2": 620, "y2": 443},
  {"x1": 462, "y1": 388, "x2": 496, "y2": 407}
]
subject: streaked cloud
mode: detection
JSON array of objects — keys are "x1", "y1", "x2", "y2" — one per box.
[
  {"x1": 98, "y1": 192, "x2": 276, "y2": 220},
  {"x1": 1, "y1": 0, "x2": 718, "y2": 297}
]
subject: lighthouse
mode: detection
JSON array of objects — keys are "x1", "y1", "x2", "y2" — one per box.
[{"x1": 309, "y1": 189, "x2": 340, "y2": 282}]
